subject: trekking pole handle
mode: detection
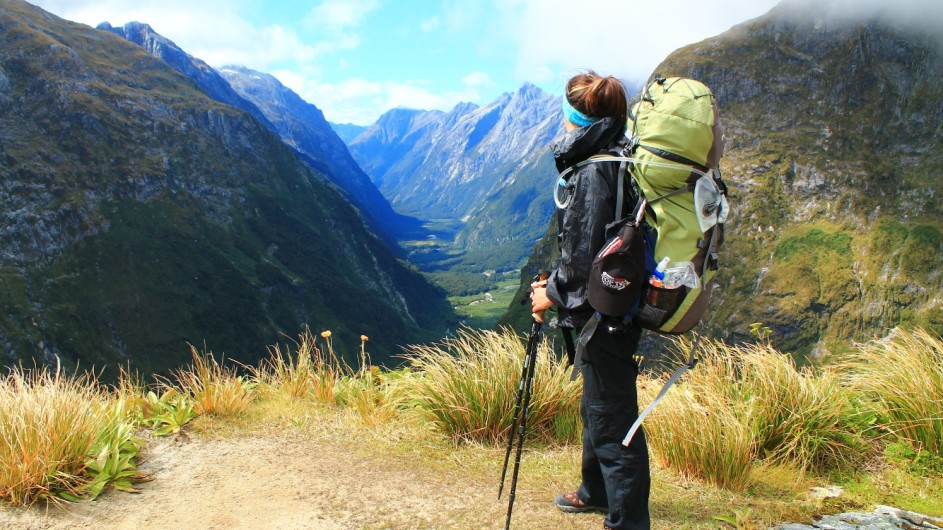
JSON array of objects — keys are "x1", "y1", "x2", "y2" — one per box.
[
  {"x1": 520, "y1": 271, "x2": 550, "y2": 305},
  {"x1": 526, "y1": 271, "x2": 551, "y2": 324}
]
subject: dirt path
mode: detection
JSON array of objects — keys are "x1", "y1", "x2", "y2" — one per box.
[{"x1": 0, "y1": 430, "x2": 589, "y2": 530}]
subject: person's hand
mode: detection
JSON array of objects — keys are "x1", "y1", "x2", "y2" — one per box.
[{"x1": 530, "y1": 279, "x2": 553, "y2": 323}]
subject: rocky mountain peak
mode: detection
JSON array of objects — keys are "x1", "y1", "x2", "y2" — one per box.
[
  {"x1": 348, "y1": 83, "x2": 561, "y2": 220},
  {"x1": 217, "y1": 64, "x2": 415, "y2": 239},
  {"x1": 97, "y1": 20, "x2": 275, "y2": 130}
]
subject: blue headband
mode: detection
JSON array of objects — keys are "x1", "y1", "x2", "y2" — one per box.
[{"x1": 562, "y1": 97, "x2": 598, "y2": 127}]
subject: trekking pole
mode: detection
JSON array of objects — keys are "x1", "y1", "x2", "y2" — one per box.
[
  {"x1": 498, "y1": 272, "x2": 547, "y2": 529},
  {"x1": 498, "y1": 272, "x2": 546, "y2": 498}
]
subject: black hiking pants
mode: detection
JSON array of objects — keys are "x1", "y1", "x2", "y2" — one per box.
[{"x1": 576, "y1": 324, "x2": 651, "y2": 530}]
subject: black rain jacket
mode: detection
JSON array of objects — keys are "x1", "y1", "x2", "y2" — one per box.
[{"x1": 545, "y1": 116, "x2": 629, "y2": 329}]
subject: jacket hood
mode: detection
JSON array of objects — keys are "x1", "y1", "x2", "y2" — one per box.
[{"x1": 551, "y1": 117, "x2": 626, "y2": 173}]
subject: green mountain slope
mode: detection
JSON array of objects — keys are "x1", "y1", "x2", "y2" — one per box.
[{"x1": 0, "y1": 0, "x2": 455, "y2": 378}]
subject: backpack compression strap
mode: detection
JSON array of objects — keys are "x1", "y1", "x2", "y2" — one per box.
[{"x1": 638, "y1": 144, "x2": 708, "y2": 173}]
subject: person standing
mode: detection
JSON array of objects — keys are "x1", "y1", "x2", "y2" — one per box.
[{"x1": 530, "y1": 70, "x2": 650, "y2": 530}]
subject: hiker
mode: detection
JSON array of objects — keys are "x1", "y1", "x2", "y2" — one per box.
[{"x1": 530, "y1": 70, "x2": 650, "y2": 530}]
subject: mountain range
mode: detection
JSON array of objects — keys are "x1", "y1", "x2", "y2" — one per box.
[
  {"x1": 96, "y1": 21, "x2": 417, "y2": 244},
  {"x1": 346, "y1": 84, "x2": 561, "y2": 273},
  {"x1": 0, "y1": 0, "x2": 454, "y2": 378}
]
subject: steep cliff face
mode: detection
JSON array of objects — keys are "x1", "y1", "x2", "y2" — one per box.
[
  {"x1": 667, "y1": 2, "x2": 942, "y2": 357},
  {"x1": 0, "y1": 0, "x2": 454, "y2": 377},
  {"x1": 97, "y1": 21, "x2": 276, "y2": 132},
  {"x1": 505, "y1": 1, "x2": 943, "y2": 359},
  {"x1": 349, "y1": 106, "x2": 462, "y2": 207},
  {"x1": 217, "y1": 65, "x2": 418, "y2": 239}
]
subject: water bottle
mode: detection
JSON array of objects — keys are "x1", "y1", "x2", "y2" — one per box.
[
  {"x1": 649, "y1": 257, "x2": 670, "y2": 288},
  {"x1": 645, "y1": 257, "x2": 670, "y2": 307}
]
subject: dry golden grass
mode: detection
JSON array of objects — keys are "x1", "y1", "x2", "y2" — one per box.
[
  {"x1": 4, "y1": 327, "x2": 942, "y2": 528},
  {"x1": 170, "y1": 345, "x2": 254, "y2": 417},
  {"x1": 839, "y1": 327, "x2": 943, "y2": 455},
  {"x1": 247, "y1": 328, "x2": 347, "y2": 403},
  {"x1": 397, "y1": 327, "x2": 581, "y2": 444},
  {"x1": 0, "y1": 367, "x2": 121, "y2": 505},
  {"x1": 643, "y1": 336, "x2": 866, "y2": 490}
]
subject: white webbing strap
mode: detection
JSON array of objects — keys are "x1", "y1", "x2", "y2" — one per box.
[{"x1": 622, "y1": 332, "x2": 701, "y2": 446}]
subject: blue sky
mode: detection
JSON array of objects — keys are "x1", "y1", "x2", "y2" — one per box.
[{"x1": 29, "y1": 0, "x2": 915, "y2": 125}]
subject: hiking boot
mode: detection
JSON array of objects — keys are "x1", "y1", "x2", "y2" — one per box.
[{"x1": 553, "y1": 492, "x2": 607, "y2": 514}]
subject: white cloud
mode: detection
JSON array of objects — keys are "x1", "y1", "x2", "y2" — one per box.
[
  {"x1": 462, "y1": 71, "x2": 494, "y2": 88},
  {"x1": 30, "y1": 0, "x2": 321, "y2": 71},
  {"x1": 38, "y1": 0, "x2": 933, "y2": 128},
  {"x1": 199, "y1": 24, "x2": 321, "y2": 70},
  {"x1": 300, "y1": 0, "x2": 381, "y2": 54},
  {"x1": 279, "y1": 76, "x2": 481, "y2": 125},
  {"x1": 776, "y1": 0, "x2": 943, "y2": 34},
  {"x1": 304, "y1": 0, "x2": 381, "y2": 31},
  {"x1": 420, "y1": 16, "x2": 440, "y2": 32},
  {"x1": 495, "y1": 0, "x2": 781, "y2": 89}
]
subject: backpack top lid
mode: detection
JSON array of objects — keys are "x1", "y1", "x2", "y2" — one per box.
[{"x1": 630, "y1": 77, "x2": 717, "y2": 169}]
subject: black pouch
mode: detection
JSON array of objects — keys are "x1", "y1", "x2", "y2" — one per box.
[
  {"x1": 587, "y1": 218, "x2": 647, "y2": 318},
  {"x1": 635, "y1": 283, "x2": 688, "y2": 329}
]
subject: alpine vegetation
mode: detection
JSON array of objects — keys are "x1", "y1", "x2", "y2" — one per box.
[
  {"x1": 169, "y1": 345, "x2": 255, "y2": 417},
  {"x1": 642, "y1": 338, "x2": 867, "y2": 490},
  {"x1": 399, "y1": 327, "x2": 581, "y2": 445},
  {"x1": 1, "y1": 326, "x2": 941, "y2": 528},
  {"x1": 246, "y1": 327, "x2": 347, "y2": 402},
  {"x1": 0, "y1": 367, "x2": 144, "y2": 506},
  {"x1": 839, "y1": 328, "x2": 943, "y2": 456}
]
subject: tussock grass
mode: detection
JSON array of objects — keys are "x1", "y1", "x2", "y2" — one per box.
[
  {"x1": 644, "y1": 337, "x2": 866, "y2": 489},
  {"x1": 840, "y1": 327, "x2": 943, "y2": 455},
  {"x1": 737, "y1": 346, "x2": 864, "y2": 471},
  {"x1": 645, "y1": 382, "x2": 755, "y2": 491},
  {"x1": 0, "y1": 367, "x2": 141, "y2": 506},
  {"x1": 247, "y1": 328, "x2": 346, "y2": 403},
  {"x1": 398, "y1": 327, "x2": 580, "y2": 444},
  {"x1": 339, "y1": 365, "x2": 403, "y2": 427},
  {"x1": 4, "y1": 324, "x2": 942, "y2": 527},
  {"x1": 170, "y1": 345, "x2": 254, "y2": 416}
]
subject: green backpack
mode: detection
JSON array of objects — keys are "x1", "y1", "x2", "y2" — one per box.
[
  {"x1": 627, "y1": 76, "x2": 728, "y2": 333},
  {"x1": 572, "y1": 76, "x2": 729, "y2": 333}
]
